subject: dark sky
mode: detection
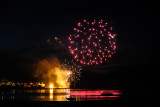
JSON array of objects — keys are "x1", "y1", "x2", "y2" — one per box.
[{"x1": 0, "y1": 0, "x2": 159, "y2": 89}]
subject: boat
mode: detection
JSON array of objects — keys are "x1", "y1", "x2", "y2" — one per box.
[{"x1": 66, "y1": 97, "x2": 76, "y2": 101}]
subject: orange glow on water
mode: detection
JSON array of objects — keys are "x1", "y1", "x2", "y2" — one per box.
[
  {"x1": 49, "y1": 88, "x2": 54, "y2": 100},
  {"x1": 50, "y1": 89, "x2": 53, "y2": 94}
]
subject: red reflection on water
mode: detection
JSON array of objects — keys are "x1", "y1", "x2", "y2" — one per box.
[
  {"x1": 68, "y1": 90, "x2": 121, "y2": 101},
  {"x1": 70, "y1": 90, "x2": 120, "y2": 96},
  {"x1": 79, "y1": 95, "x2": 119, "y2": 101}
]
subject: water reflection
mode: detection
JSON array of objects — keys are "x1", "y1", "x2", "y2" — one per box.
[
  {"x1": 40, "y1": 89, "x2": 45, "y2": 93},
  {"x1": 50, "y1": 89, "x2": 53, "y2": 94},
  {"x1": 0, "y1": 89, "x2": 121, "y2": 101},
  {"x1": 49, "y1": 89, "x2": 53, "y2": 100}
]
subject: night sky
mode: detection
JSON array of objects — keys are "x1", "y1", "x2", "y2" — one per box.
[{"x1": 0, "y1": 1, "x2": 159, "y2": 89}]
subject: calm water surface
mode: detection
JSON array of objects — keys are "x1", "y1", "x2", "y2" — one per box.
[{"x1": 0, "y1": 89, "x2": 121, "y2": 101}]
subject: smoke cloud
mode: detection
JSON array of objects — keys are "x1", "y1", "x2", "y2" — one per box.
[{"x1": 34, "y1": 57, "x2": 70, "y2": 88}]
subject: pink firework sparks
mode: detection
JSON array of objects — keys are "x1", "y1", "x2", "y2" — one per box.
[{"x1": 68, "y1": 19, "x2": 117, "y2": 65}]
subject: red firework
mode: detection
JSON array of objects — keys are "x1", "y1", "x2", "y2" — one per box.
[{"x1": 68, "y1": 19, "x2": 117, "y2": 65}]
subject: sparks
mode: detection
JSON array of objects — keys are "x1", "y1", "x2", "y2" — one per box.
[{"x1": 68, "y1": 19, "x2": 117, "y2": 65}]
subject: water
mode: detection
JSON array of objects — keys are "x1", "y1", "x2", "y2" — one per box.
[{"x1": 0, "y1": 89, "x2": 121, "y2": 101}]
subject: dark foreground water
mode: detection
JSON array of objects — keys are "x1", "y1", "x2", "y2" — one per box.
[
  {"x1": 0, "y1": 89, "x2": 121, "y2": 101},
  {"x1": 0, "y1": 88, "x2": 160, "y2": 107}
]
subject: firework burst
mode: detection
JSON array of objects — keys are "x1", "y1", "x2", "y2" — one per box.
[
  {"x1": 61, "y1": 59, "x2": 82, "y2": 85},
  {"x1": 68, "y1": 19, "x2": 117, "y2": 65}
]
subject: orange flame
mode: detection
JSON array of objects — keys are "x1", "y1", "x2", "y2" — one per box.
[{"x1": 34, "y1": 57, "x2": 70, "y2": 88}]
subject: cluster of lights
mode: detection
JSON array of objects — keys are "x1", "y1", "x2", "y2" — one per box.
[{"x1": 68, "y1": 19, "x2": 117, "y2": 65}]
